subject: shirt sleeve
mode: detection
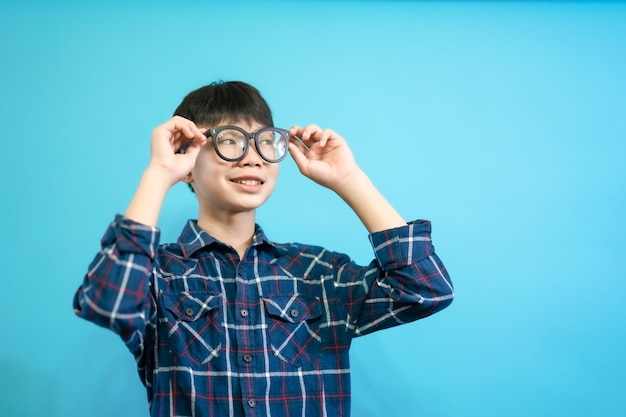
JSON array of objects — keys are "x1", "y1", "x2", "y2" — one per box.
[
  {"x1": 73, "y1": 215, "x2": 159, "y2": 361},
  {"x1": 345, "y1": 219, "x2": 454, "y2": 337}
]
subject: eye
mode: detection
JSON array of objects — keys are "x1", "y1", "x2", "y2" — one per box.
[
  {"x1": 257, "y1": 131, "x2": 278, "y2": 147},
  {"x1": 218, "y1": 137, "x2": 238, "y2": 146}
]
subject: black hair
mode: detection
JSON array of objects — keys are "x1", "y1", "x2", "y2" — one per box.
[{"x1": 173, "y1": 80, "x2": 274, "y2": 128}]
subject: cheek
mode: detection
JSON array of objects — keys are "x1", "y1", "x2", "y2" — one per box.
[
  {"x1": 267, "y1": 165, "x2": 280, "y2": 184},
  {"x1": 193, "y1": 149, "x2": 225, "y2": 176},
  {"x1": 272, "y1": 162, "x2": 280, "y2": 175}
]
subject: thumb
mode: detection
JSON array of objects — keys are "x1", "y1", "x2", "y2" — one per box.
[{"x1": 288, "y1": 142, "x2": 309, "y2": 173}]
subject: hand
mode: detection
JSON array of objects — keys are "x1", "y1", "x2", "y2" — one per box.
[
  {"x1": 288, "y1": 124, "x2": 361, "y2": 192},
  {"x1": 148, "y1": 116, "x2": 207, "y2": 187}
]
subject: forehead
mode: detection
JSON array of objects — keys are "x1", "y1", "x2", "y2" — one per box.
[{"x1": 215, "y1": 119, "x2": 267, "y2": 132}]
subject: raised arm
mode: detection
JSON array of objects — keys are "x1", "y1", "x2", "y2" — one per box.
[
  {"x1": 125, "y1": 116, "x2": 207, "y2": 226},
  {"x1": 73, "y1": 116, "x2": 207, "y2": 374},
  {"x1": 288, "y1": 124, "x2": 406, "y2": 232},
  {"x1": 289, "y1": 125, "x2": 454, "y2": 332}
]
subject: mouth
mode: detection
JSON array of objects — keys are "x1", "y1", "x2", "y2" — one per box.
[{"x1": 230, "y1": 177, "x2": 265, "y2": 186}]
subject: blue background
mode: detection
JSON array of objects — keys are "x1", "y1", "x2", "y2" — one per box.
[{"x1": 1, "y1": 1, "x2": 625, "y2": 416}]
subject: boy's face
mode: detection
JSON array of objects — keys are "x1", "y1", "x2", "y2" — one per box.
[{"x1": 187, "y1": 119, "x2": 280, "y2": 214}]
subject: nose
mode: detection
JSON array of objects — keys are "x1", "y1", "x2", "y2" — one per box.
[{"x1": 238, "y1": 138, "x2": 263, "y2": 165}]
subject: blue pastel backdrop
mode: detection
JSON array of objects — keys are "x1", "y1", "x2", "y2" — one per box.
[{"x1": 1, "y1": 1, "x2": 625, "y2": 416}]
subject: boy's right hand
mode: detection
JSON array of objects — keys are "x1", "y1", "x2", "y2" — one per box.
[
  {"x1": 148, "y1": 116, "x2": 207, "y2": 187},
  {"x1": 124, "y1": 116, "x2": 207, "y2": 226}
]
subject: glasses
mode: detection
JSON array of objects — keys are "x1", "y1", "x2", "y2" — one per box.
[{"x1": 206, "y1": 125, "x2": 291, "y2": 163}]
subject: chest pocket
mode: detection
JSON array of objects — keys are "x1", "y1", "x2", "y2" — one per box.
[
  {"x1": 160, "y1": 291, "x2": 223, "y2": 367},
  {"x1": 263, "y1": 294, "x2": 323, "y2": 368}
]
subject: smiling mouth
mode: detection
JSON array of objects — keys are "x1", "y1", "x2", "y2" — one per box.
[{"x1": 231, "y1": 179, "x2": 264, "y2": 185}]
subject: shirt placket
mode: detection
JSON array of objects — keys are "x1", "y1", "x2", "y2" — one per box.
[{"x1": 235, "y1": 252, "x2": 261, "y2": 416}]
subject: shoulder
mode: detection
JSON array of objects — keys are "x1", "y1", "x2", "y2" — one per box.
[
  {"x1": 272, "y1": 240, "x2": 327, "y2": 256},
  {"x1": 270, "y1": 240, "x2": 352, "y2": 268}
]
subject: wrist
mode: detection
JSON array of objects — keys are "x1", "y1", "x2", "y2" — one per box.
[
  {"x1": 333, "y1": 169, "x2": 407, "y2": 233},
  {"x1": 144, "y1": 163, "x2": 180, "y2": 189},
  {"x1": 123, "y1": 166, "x2": 173, "y2": 227},
  {"x1": 332, "y1": 168, "x2": 370, "y2": 199}
]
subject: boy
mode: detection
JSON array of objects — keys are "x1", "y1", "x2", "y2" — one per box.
[{"x1": 74, "y1": 81, "x2": 454, "y2": 417}]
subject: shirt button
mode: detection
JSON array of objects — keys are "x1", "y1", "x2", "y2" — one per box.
[
  {"x1": 290, "y1": 308, "x2": 299, "y2": 318},
  {"x1": 185, "y1": 307, "x2": 195, "y2": 317},
  {"x1": 240, "y1": 309, "x2": 249, "y2": 318},
  {"x1": 243, "y1": 354, "x2": 253, "y2": 363},
  {"x1": 247, "y1": 398, "x2": 256, "y2": 408}
]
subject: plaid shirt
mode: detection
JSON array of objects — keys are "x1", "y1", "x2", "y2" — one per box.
[{"x1": 74, "y1": 215, "x2": 454, "y2": 417}]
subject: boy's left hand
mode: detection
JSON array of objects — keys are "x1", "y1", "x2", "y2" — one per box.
[{"x1": 288, "y1": 125, "x2": 361, "y2": 192}]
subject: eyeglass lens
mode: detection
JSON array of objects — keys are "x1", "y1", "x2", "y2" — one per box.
[{"x1": 215, "y1": 128, "x2": 288, "y2": 162}]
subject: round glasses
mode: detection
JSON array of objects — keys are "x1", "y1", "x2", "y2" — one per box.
[{"x1": 206, "y1": 125, "x2": 290, "y2": 163}]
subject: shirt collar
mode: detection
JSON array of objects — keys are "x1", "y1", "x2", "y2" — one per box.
[{"x1": 177, "y1": 220, "x2": 277, "y2": 258}]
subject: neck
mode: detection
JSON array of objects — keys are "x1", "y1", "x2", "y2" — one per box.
[{"x1": 196, "y1": 209, "x2": 256, "y2": 258}]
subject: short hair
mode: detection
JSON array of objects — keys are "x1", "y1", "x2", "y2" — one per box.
[{"x1": 173, "y1": 80, "x2": 274, "y2": 128}]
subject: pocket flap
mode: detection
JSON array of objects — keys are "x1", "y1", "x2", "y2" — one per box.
[
  {"x1": 263, "y1": 294, "x2": 322, "y2": 323},
  {"x1": 162, "y1": 292, "x2": 222, "y2": 322}
]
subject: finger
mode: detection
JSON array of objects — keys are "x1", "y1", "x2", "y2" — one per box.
[
  {"x1": 290, "y1": 134, "x2": 310, "y2": 152},
  {"x1": 176, "y1": 136, "x2": 208, "y2": 154},
  {"x1": 167, "y1": 116, "x2": 205, "y2": 141},
  {"x1": 289, "y1": 125, "x2": 303, "y2": 137},
  {"x1": 319, "y1": 128, "x2": 335, "y2": 148},
  {"x1": 297, "y1": 124, "x2": 321, "y2": 143},
  {"x1": 163, "y1": 116, "x2": 192, "y2": 134},
  {"x1": 165, "y1": 119, "x2": 206, "y2": 152},
  {"x1": 180, "y1": 122, "x2": 206, "y2": 142},
  {"x1": 288, "y1": 142, "x2": 308, "y2": 173},
  {"x1": 180, "y1": 138, "x2": 205, "y2": 160}
]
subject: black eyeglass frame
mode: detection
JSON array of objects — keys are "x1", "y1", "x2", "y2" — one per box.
[
  {"x1": 206, "y1": 125, "x2": 291, "y2": 163},
  {"x1": 176, "y1": 125, "x2": 309, "y2": 160}
]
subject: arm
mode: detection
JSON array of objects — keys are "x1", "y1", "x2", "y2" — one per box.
[
  {"x1": 355, "y1": 220, "x2": 454, "y2": 335},
  {"x1": 74, "y1": 117, "x2": 206, "y2": 354},
  {"x1": 324, "y1": 220, "x2": 454, "y2": 337},
  {"x1": 288, "y1": 125, "x2": 453, "y2": 333},
  {"x1": 288, "y1": 125, "x2": 405, "y2": 233},
  {"x1": 73, "y1": 215, "x2": 162, "y2": 386},
  {"x1": 126, "y1": 116, "x2": 207, "y2": 226}
]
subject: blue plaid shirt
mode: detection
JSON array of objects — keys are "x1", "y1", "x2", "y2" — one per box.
[{"x1": 74, "y1": 215, "x2": 454, "y2": 417}]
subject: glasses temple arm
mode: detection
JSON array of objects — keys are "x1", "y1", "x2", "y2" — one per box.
[{"x1": 291, "y1": 135, "x2": 310, "y2": 151}]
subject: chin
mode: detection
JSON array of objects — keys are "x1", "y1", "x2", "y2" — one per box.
[{"x1": 235, "y1": 196, "x2": 272, "y2": 211}]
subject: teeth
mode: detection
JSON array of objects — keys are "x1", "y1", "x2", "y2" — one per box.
[{"x1": 233, "y1": 179, "x2": 261, "y2": 185}]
